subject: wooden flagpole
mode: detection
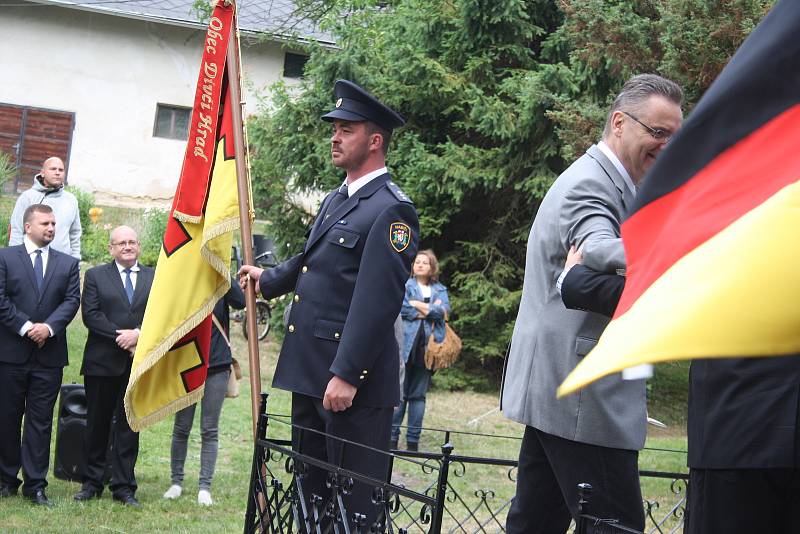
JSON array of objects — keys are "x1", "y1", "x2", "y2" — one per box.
[{"x1": 224, "y1": 0, "x2": 262, "y2": 439}]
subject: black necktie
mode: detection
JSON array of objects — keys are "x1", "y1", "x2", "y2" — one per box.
[
  {"x1": 326, "y1": 185, "x2": 348, "y2": 217},
  {"x1": 33, "y1": 250, "x2": 44, "y2": 290},
  {"x1": 124, "y1": 268, "x2": 134, "y2": 303}
]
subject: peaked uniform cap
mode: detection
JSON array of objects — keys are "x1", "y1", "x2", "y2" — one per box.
[{"x1": 321, "y1": 79, "x2": 406, "y2": 131}]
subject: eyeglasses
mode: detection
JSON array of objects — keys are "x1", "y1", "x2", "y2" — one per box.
[
  {"x1": 622, "y1": 111, "x2": 673, "y2": 141},
  {"x1": 111, "y1": 240, "x2": 139, "y2": 247}
]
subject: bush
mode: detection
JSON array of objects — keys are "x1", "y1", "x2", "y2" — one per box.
[
  {"x1": 66, "y1": 185, "x2": 95, "y2": 233},
  {"x1": 138, "y1": 207, "x2": 168, "y2": 267},
  {"x1": 0, "y1": 211, "x2": 9, "y2": 247},
  {"x1": 80, "y1": 226, "x2": 111, "y2": 264},
  {"x1": 0, "y1": 152, "x2": 15, "y2": 193}
]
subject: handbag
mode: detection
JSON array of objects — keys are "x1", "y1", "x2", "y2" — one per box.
[
  {"x1": 226, "y1": 358, "x2": 242, "y2": 398},
  {"x1": 425, "y1": 316, "x2": 462, "y2": 371},
  {"x1": 212, "y1": 313, "x2": 242, "y2": 399}
]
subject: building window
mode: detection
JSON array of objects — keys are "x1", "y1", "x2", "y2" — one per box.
[
  {"x1": 283, "y1": 52, "x2": 309, "y2": 79},
  {"x1": 154, "y1": 104, "x2": 191, "y2": 140}
]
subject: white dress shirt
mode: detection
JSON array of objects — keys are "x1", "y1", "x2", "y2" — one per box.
[
  {"x1": 116, "y1": 261, "x2": 140, "y2": 290},
  {"x1": 344, "y1": 166, "x2": 389, "y2": 197},
  {"x1": 19, "y1": 236, "x2": 53, "y2": 337}
]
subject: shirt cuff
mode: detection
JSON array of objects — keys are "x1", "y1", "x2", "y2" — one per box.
[
  {"x1": 19, "y1": 321, "x2": 33, "y2": 337},
  {"x1": 44, "y1": 324, "x2": 54, "y2": 337},
  {"x1": 555, "y1": 265, "x2": 574, "y2": 295}
]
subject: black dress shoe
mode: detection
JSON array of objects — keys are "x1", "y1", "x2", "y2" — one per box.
[
  {"x1": 74, "y1": 487, "x2": 102, "y2": 501},
  {"x1": 28, "y1": 490, "x2": 54, "y2": 507},
  {"x1": 0, "y1": 484, "x2": 18, "y2": 498},
  {"x1": 406, "y1": 441, "x2": 419, "y2": 452},
  {"x1": 113, "y1": 493, "x2": 141, "y2": 508}
]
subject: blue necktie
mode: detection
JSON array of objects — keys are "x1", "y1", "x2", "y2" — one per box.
[
  {"x1": 33, "y1": 250, "x2": 44, "y2": 291},
  {"x1": 124, "y1": 268, "x2": 134, "y2": 303}
]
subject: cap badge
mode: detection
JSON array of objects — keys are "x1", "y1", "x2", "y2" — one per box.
[
  {"x1": 335, "y1": 98, "x2": 343, "y2": 108},
  {"x1": 389, "y1": 222, "x2": 411, "y2": 253}
]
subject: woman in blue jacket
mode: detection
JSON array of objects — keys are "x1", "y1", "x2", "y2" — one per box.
[{"x1": 391, "y1": 249, "x2": 451, "y2": 451}]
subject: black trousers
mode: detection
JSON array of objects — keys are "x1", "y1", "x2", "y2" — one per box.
[
  {"x1": 506, "y1": 426, "x2": 644, "y2": 534},
  {"x1": 82, "y1": 370, "x2": 139, "y2": 497},
  {"x1": 291, "y1": 393, "x2": 392, "y2": 530},
  {"x1": 685, "y1": 467, "x2": 800, "y2": 534},
  {"x1": 0, "y1": 361, "x2": 62, "y2": 494}
]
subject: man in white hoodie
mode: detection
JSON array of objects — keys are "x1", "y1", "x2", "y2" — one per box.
[{"x1": 9, "y1": 157, "x2": 82, "y2": 260}]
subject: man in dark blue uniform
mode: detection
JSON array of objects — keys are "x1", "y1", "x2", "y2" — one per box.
[{"x1": 239, "y1": 79, "x2": 419, "y2": 527}]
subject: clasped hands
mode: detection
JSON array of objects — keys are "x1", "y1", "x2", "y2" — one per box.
[
  {"x1": 116, "y1": 329, "x2": 139, "y2": 355},
  {"x1": 26, "y1": 323, "x2": 50, "y2": 348}
]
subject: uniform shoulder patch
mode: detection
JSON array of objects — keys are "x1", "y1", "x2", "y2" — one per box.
[
  {"x1": 389, "y1": 222, "x2": 411, "y2": 252},
  {"x1": 386, "y1": 181, "x2": 413, "y2": 203}
]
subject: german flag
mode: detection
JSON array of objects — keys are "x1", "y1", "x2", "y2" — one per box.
[
  {"x1": 124, "y1": 2, "x2": 240, "y2": 430},
  {"x1": 558, "y1": 0, "x2": 800, "y2": 397}
]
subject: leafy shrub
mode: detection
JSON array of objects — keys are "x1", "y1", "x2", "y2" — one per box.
[
  {"x1": 138, "y1": 207, "x2": 168, "y2": 267},
  {"x1": 0, "y1": 152, "x2": 15, "y2": 193},
  {"x1": 65, "y1": 185, "x2": 95, "y2": 234},
  {"x1": 0, "y1": 211, "x2": 9, "y2": 247},
  {"x1": 80, "y1": 226, "x2": 111, "y2": 264}
]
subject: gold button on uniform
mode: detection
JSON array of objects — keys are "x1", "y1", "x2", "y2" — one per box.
[
  {"x1": 338, "y1": 237, "x2": 345, "y2": 244},
  {"x1": 302, "y1": 266, "x2": 308, "y2": 273},
  {"x1": 293, "y1": 295, "x2": 300, "y2": 303},
  {"x1": 334, "y1": 332, "x2": 340, "y2": 339},
  {"x1": 288, "y1": 325, "x2": 295, "y2": 333}
]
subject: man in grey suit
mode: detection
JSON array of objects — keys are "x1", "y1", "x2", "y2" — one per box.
[{"x1": 501, "y1": 74, "x2": 683, "y2": 533}]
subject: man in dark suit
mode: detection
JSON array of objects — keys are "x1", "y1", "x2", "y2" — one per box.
[
  {"x1": 0, "y1": 203, "x2": 80, "y2": 506},
  {"x1": 239, "y1": 79, "x2": 419, "y2": 527},
  {"x1": 73, "y1": 226, "x2": 154, "y2": 507},
  {"x1": 561, "y1": 249, "x2": 800, "y2": 533}
]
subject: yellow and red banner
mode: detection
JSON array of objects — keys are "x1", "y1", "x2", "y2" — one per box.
[
  {"x1": 124, "y1": 2, "x2": 240, "y2": 430},
  {"x1": 558, "y1": 0, "x2": 800, "y2": 397}
]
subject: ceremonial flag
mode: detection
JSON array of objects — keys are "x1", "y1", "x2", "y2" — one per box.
[
  {"x1": 558, "y1": 0, "x2": 800, "y2": 397},
  {"x1": 125, "y1": 2, "x2": 240, "y2": 430}
]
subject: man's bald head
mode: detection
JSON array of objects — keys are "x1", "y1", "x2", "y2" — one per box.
[{"x1": 40, "y1": 157, "x2": 65, "y2": 189}]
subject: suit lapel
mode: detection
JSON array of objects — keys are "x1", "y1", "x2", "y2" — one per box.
[
  {"x1": 105, "y1": 261, "x2": 130, "y2": 306},
  {"x1": 39, "y1": 250, "x2": 60, "y2": 299},
  {"x1": 587, "y1": 145, "x2": 635, "y2": 213},
  {"x1": 131, "y1": 267, "x2": 153, "y2": 308},
  {"x1": 15, "y1": 246, "x2": 39, "y2": 296},
  {"x1": 305, "y1": 174, "x2": 390, "y2": 252}
]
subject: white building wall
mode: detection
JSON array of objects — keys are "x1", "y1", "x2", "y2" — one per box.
[{"x1": 0, "y1": 2, "x2": 292, "y2": 206}]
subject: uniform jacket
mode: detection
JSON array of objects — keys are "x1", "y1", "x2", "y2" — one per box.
[
  {"x1": 400, "y1": 278, "x2": 450, "y2": 363},
  {"x1": 9, "y1": 177, "x2": 82, "y2": 260},
  {"x1": 80, "y1": 261, "x2": 155, "y2": 376},
  {"x1": 259, "y1": 173, "x2": 419, "y2": 408},
  {"x1": 0, "y1": 244, "x2": 80, "y2": 367},
  {"x1": 560, "y1": 263, "x2": 800, "y2": 468},
  {"x1": 501, "y1": 144, "x2": 647, "y2": 451}
]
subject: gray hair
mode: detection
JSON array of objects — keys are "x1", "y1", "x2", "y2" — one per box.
[{"x1": 603, "y1": 74, "x2": 684, "y2": 137}]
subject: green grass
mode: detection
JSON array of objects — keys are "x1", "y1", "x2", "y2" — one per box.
[{"x1": 1, "y1": 314, "x2": 689, "y2": 533}]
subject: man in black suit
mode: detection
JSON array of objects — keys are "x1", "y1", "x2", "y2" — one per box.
[
  {"x1": 0, "y1": 204, "x2": 80, "y2": 506},
  {"x1": 73, "y1": 226, "x2": 154, "y2": 507},
  {"x1": 560, "y1": 248, "x2": 800, "y2": 533},
  {"x1": 239, "y1": 80, "x2": 419, "y2": 527}
]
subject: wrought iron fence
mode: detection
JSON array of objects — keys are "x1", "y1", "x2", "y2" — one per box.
[{"x1": 244, "y1": 394, "x2": 689, "y2": 534}]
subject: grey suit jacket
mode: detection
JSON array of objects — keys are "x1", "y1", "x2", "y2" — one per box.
[{"x1": 501, "y1": 145, "x2": 647, "y2": 451}]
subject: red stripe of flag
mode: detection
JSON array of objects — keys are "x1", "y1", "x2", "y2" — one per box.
[{"x1": 617, "y1": 103, "x2": 800, "y2": 317}]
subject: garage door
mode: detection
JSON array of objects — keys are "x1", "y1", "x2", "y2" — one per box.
[{"x1": 0, "y1": 103, "x2": 75, "y2": 193}]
